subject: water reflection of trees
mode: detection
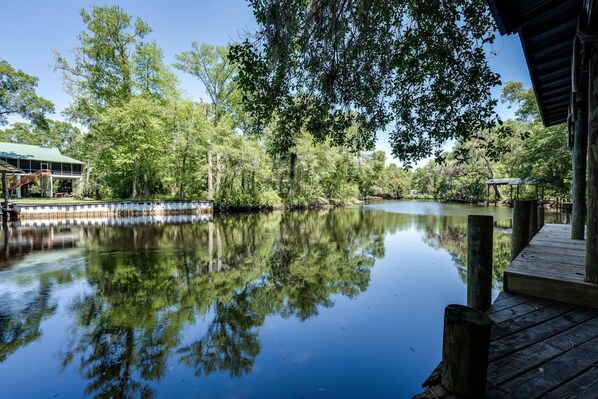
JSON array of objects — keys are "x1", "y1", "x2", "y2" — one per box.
[
  {"x1": 58, "y1": 209, "x2": 388, "y2": 397},
  {"x1": 0, "y1": 284, "x2": 56, "y2": 362},
  {"x1": 0, "y1": 208, "x2": 512, "y2": 398},
  {"x1": 420, "y1": 215, "x2": 511, "y2": 285}
]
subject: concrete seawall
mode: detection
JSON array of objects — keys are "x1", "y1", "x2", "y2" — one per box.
[{"x1": 13, "y1": 200, "x2": 213, "y2": 220}]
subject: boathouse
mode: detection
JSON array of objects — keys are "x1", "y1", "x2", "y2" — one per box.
[{"x1": 0, "y1": 142, "x2": 84, "y2": 198}]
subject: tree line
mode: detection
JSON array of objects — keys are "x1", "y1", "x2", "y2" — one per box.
[{"x1": 0, "y1": 5, "x2": 571, "y2": 208}]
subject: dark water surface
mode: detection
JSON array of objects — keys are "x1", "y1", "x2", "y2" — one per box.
[{"x1": 0, "y1": 201, "x2": 515, "y2": 398}]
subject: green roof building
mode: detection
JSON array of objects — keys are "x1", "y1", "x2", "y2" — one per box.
[{"x1": 0, "y1": 142, "x2": 83, "y2": 198}]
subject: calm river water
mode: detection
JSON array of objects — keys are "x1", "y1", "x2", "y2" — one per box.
[{"x1": 0, "y1": 201, "x2": 517, "y2": 398}]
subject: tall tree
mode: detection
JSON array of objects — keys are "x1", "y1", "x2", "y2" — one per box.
[
  {"x1": 175, "y1": 43, "x2": 239, "y2": 199},
  {"x1": 0, "y1": 59, "x2": 54, "y2": 127},
  {"x1": 54, "y1": 5, "x2": 152, "y2": 123},
  {"x1": 174, "y1": 43, "x2": 237, "y2": 122}
]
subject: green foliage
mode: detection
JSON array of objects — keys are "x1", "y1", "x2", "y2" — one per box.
[
  {"x1": 230, "y1": 0, "x2": 500, "y2": 165},
  {"x1": 174, "y1": 42, "x2": 238, "y2": 122},
  {"x1": 412, "y1": 81, "x2": 571, "y2": 202},
  {"x1": 0, "y1": 59, "x2": 54, "y2": 127},
  {"x1": 0, "y1": 120, "x2": 83, "y2": 158}
]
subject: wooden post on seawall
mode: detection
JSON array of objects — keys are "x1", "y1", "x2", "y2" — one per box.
[
  {"x1": 441, "y1": 304, "x2": 491, "y2": 399},
  {"x1": 529, "y1": 199, "x2": 539, "y2": 238},
  {"x1": 467, "y1": 215, "x2": 493, "y2": 312},
  {"x1": 511, "y1": 200, "x2": 532, "y2": 261},
  {"x1": 572, "y1": 68, "x2": 588, "y2": 240},
  {"x1": 588, "y1": 41, "x2": 598, "y2": 283}
]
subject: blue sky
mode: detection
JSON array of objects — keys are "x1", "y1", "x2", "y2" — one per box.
[{"x1": 1, "y1": 1, "x2": 532, "y2": 164}]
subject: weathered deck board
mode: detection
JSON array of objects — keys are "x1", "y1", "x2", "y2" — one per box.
[
  {"x1": 413, "y1": 225, "x2": 598, "y2": 399},
  {"x1": 504, "y1": 224, "x2": 598, "y2": 308}
]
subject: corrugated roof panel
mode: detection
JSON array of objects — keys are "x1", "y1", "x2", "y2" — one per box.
[
  {"x1": 487, "y1": 0, "x2": 581, "y2": 127},
  {"x1": 0, "y1": 159, "x2": 23, "y2": 174},
  {"x1": 0, "y1": 142, "x2": 84, "y2": 164}
]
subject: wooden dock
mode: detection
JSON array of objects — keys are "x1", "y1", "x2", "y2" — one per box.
[
  {"x1": 415, "y1": 224, "x2": 598, "y2": 399},
  {"x1": 504, "y1": 224, "x2": 598, "y2": 308}
]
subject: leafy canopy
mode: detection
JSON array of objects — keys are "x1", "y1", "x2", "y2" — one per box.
[
  {"x1": 230, "y1": 0, "x2": 501, "y2": 165},
  {"x1": 0, "y1": 59, "x2": 54, "y2": 127}
]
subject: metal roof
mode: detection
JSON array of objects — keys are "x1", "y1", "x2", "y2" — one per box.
[
  {"x1": 0, "y1": 142, "x2": 84, "y2": 165},
  {"x1": 487, "y1": 0, "x2": 581, "y2": 126},
  {"x1": 486, "y1": 178, "x2": 539, "y2": 185},
  {"x1": 0, "y1": 159, "x2": 23, "y2": 174}
]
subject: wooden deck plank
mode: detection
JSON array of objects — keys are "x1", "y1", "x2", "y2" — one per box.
[
  {"x1": 542, "y1": 366, "x2": 598, "y2": 398},
  {"x1": 489, "y1": 308, "x2": 598, "y2": 361},
  {"x1": 486, "y1": 293, "x2": 534, "y2": 314},
  {"x1": 490, "y1": 335, "x2": 598, "y2": 399},
  {"x1": 493, "y1": 291, "x2": 517, "y2": 303},
  {"x1": 487, "y1": 297, "x2": 553, "y2": 323},
  {"x1": 505, "y1": 273, "x2": 598, "y2": 309},
  {"x1": 487, "y1": 316, "x2": 598, "y2": 386},
  {"x1": 412, "y1": 385, "x2": 458, "y2": 399},
  {"x1": 503, "y1": 224, "x2": 598, "y2": 307},
  {"x1": 492, "y1": 302, "x2": 577, "y2": 340}
]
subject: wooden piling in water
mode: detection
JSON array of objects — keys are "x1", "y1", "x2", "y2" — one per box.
[
  {"x1": 511, "y1": 200, "x2": 532, "y2": 261},
  {"x1": 467, "y1": 215, "x2": 493, "y2": 312},
  {"x1": 441, "y1": 304, "x2": 491, "y2": 399}
]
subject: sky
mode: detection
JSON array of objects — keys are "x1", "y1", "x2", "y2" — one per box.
[{"x1": 1, "y1": 0, "x2": 533, "y2": 165}]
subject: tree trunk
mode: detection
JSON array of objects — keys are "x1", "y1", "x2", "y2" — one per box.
[
  {"x1": 289, "y1": 153, "x2": 297, "y2": 206},
  {"x1": 207, "y1": 143, "x2": 213, "y2": 199},
  {"x1": 131, "y1": 172, "x2": 138, "y2": 199},
  {"x1": 216, "y1": 152, "x2": 222, "y2": 194},
  {"x1": 143, "y1": 173, "x2": 149, "y2": 198}
]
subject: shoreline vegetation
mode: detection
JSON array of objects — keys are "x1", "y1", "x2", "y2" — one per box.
[{"x1": 2, "y1": 6, "x2": 571, "y2": 211}]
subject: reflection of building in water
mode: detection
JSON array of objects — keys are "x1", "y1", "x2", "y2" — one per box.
[
  {"x1": 1, "y1": 225, "x2": 79, "y2": 269},
  {"x1": 15, "y1": 214, "x2": 212, "y2": 228},
  {"x1": 1, "y1": 215, "x2": 213, "y2": 269}
]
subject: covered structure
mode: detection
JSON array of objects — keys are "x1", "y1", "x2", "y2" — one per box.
[
  {"x1": 486, "y1": 0, "x2": 598, "y2": 281},
  {"x1": 0, "y1": 142, "x2": 83, "y2": 198},
  {"x1": 0, "y1": 159, "x2": 22, "y2": 208},
  {"x1": 485, "y1": 177, "x2": 544, "y2": 206}
]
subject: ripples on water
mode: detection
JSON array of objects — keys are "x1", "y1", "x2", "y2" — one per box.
[{"x1": 0, "y1": 201, "x2": 519, "y2": 398}]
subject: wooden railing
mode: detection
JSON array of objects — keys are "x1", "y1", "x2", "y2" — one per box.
[{"x1": 8, "y1": 169, "x2": 51, "y2": 190}]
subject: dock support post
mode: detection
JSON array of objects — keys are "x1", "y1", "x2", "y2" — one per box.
[
  {"x1": 572, "y1": 72, "x2": 588, "y2": 240},
  {"x1": 529, "y1": 199, "x2": 539, "y2": 239},
  {"x1": 588, "y1": 41, "x2": 598, "y2": 283},
  {"x1": 467, "y1": 215, "x2": 493, "y2": 312},
  {"x1": 441, "y1": 305, "x2": 491, "y2": 399},
  {"x1": 538, "y1": 204, "x2": 545, "y2": 231},
  {"x1": 1, "y1": 171, "x2": 8, "y2": 208},
  {"x1": 511, "y1": 200, "x2": 532, "y2": 261}
]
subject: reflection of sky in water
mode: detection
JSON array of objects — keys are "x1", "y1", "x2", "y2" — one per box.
[{"x1": 0, "y1": 201, "x2": 512, "y2": 398}]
